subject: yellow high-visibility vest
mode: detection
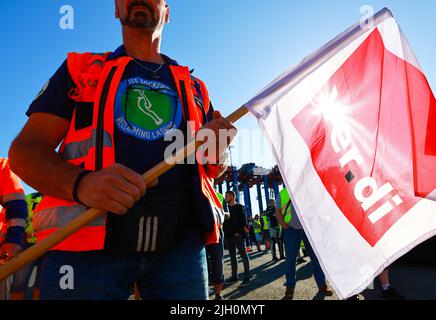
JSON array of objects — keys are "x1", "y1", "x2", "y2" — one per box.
[
  {"x1": 253, "y1": 220, "x2": 262, "y2": 233},
  {"x1": 261, "y1": 214, "x2": 269, "y2": 230},
  {"x1": 280, "y1": 188, "x2": 293, "y2": 224}
]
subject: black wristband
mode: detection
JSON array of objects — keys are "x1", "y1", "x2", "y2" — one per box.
[{"x1": 72, "y1": 170, "x2": 93, "y2": 206}]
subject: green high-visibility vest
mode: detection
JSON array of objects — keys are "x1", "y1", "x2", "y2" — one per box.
[
  {"x1": 261, "y1": 214, "x2": 269, "y2": 230},
  {"x1": 253, "y1": 220, "x2": 262, "y2": 234},
  {"x1": 280, "y1": 188, "x2": 293, "y2": 224}
]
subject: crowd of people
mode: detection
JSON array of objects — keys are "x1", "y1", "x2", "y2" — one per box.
[
  {"x1": 205, "y1": 188, "x2": 406, "y2": 301},
  {"x1": 204, "y1": 189, "x2": 332, "y2": 300}
]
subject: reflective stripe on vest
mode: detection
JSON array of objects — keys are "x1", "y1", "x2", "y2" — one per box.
[
  {"x1": 280, "y1": 189, "x2": 292, "y2": 224},
  {"x1": 1, "y1": 193, "x2": 26, "y2": 204},
  {"x1": 62, "y1": 129, "x2": 113, "y2": 161},
  {"x1": 34, "y1": 204, "x2": 105, "y2": 233},
  {"x1": 7, "y1": 218, "x2": 26, "y2": 228}
]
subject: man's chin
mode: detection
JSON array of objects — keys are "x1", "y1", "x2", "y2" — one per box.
[
  {"x1": 128, "y1": 21, "x2": 157, "y2": 29},
  {"x1": 125, "y1": 16, "x2": 155, "y2": 29},
  {"x1": 125, "y1": 12, "x2": 157, "y2": 29}
]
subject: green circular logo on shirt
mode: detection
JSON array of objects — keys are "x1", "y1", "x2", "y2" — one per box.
[
  {"x1": 122, "y1": 85, "x2": 173, "y2": 131},
  {"x1": 115, "y1": 78, "x2": 182, "y2": 141}
]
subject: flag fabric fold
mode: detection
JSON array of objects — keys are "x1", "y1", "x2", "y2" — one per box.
[{"x1": 246, "y1": 7, "x2": 436, "y2": 299}]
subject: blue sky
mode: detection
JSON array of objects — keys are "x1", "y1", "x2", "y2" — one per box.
[{"x1": 0, "y1": 1, "x2": 435, "y2": 210}]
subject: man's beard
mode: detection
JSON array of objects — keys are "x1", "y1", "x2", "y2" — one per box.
[{"x1": 121, "y1": 0, "x2": 159, "y2": 29}]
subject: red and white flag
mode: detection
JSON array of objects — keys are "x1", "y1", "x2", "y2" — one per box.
[{"x1": 246, "y1": 8, "x2": 436, "y2": 298}]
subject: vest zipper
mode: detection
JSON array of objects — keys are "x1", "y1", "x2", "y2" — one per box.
[
  {"x1": 179, "y1": 80, "x2": 192, "y2": 146},
  {"x1": 179, "y1": 80, "x2": 190, "y2": 122},
  {"x1": 193, "y1": 81, "x2": 208, "y2": 124},
  {"x1": 96, "y1": 66, "x2": 117, "y2": 171}
]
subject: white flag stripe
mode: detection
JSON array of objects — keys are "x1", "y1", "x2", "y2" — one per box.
[
  {"x1": 151, "y1": 217, "x2": 158, "y2": 252},
  {"x1": 377, "y1": 18, "x2": 421, "y2": 71},
  {"x1": 143, "y1": 217, "x2": 152, "y2": 252}
]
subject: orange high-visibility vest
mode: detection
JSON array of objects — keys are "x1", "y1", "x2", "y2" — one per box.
[
  {"x1": 0, "y1": 208, "x2": 5, "y2": 244},
  {"x1": 34, "y1": 52, "x2": 223, "y2": 252}
]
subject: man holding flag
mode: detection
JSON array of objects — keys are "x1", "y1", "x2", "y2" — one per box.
[{"x1": 9, "y1": 0, "x2": 236, "y2": 300}]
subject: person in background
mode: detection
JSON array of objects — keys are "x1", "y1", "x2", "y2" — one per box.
[
  {"x1": 0, "y1": 158, "x2": 28, "y2": 300},
  {"x1": 260, "y1": 211, "x2": 270, "y2": 252},
  {"x1": 223, "y1": 191, "x2": 250, "y2": 286},
  {"x1": 266, "y1": 199, "x2": 285, "y2": 262},
  {"x1": 347, "y1": 268, "x2": 406, "y2": 301},
  {"x1": 379, "y1": 269, "x2": 405, "y2": 300},
  {"x1": 252, "y1": 215, "x2": 263, "y2": 252},
  {"x1": 276, "y1": 188, "x2": 333, "y2": 300},
  {"x1": 10, "y1": 192, "x2": 42, "y2": 300},
  {"x1": 206, "y1": 192, "x2": 226, "y2": 300},
  {"x1": 247, "y1": 216, "x2": 261, "y2": 252},
  {"x1": 243, "y1": 220, "x2": 252, "y2": 253}
]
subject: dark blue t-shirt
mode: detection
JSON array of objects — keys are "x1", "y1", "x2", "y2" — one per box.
[{"x1": 27, "y1": 46, "x2": 213, "y2": 253}]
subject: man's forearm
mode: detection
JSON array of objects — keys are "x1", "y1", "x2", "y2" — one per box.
[{"x1": 9, "y1": 138, "x2": 82, "y2": 201}]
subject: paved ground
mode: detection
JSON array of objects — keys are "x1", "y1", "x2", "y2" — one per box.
[
  {"x1": 212, "y1": 248, "x2": 436, "y2": 300},
  {"x1": 16, "y1": 245, "x2": 436, "y2": 301}
]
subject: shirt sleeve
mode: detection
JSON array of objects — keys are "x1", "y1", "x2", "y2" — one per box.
[{"x1": 26, "y1": 59, "x2": 76, "y2": 121}]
